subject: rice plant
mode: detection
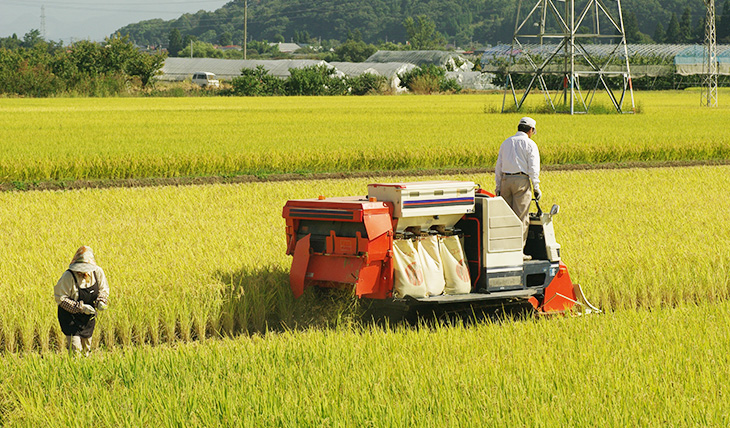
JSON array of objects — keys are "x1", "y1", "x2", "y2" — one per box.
[
  {"x1": 0, "y1": 166, "x2": 728, "y2": 351},
  {"x1": 0, "y1": 91, "x2": 729, "y2": 183}
]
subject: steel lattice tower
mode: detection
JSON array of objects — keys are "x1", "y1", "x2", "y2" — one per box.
[
  {"x1": 702, "y1": 0, "x2": 718, "y2": 107},
  {"x1": 40, "y1": 5, "x2": 46, "y2": 40},
  {"x1": 502, "y1": 0, "x2": 635, "y2": 114}
]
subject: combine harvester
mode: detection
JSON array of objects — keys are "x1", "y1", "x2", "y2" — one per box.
[{"x1": 283, "y1": 180, "x2": 598, "y2": 321}]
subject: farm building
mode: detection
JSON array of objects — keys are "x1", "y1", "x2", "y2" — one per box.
[
  {"x1": 480, "y1": 43, "x2": 730, "y2": 77},
  {"x1": 366, "y1": 50, "x2": 474, "y2": 71},
  {"x1": 268, "y1": 42, "x2": 301, "y2": 53},
  {"x1": 365, "y1": 50, "x2": 497, "y2": 90},
  {"x1": 160, "y1": 58, "x2": 336, "y2": 81},
  {"x1": 329, "y1": 62, "x2": 416, "y2": 93},
  {"x1": 159, "y1": 54, "x2": 497, "y2": 90}
]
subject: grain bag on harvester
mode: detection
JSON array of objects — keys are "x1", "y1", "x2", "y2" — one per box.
[{"x1": 282, "y1": 180, "x2": 598, "y2": 319}]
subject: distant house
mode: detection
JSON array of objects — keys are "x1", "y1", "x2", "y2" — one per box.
[{"x1": 269, "y1": 42, "x2": 301, "y2": 53}]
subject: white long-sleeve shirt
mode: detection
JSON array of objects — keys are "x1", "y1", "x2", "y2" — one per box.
[{"x1": 495, "y1": 131, "x2": 540, "y2": 194}]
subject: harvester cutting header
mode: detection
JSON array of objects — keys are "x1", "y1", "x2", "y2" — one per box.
[{"x1": 283, "y1": 180, "x2": 597, "y2": 318}]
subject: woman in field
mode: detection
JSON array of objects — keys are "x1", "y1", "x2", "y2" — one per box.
[{"x1": 54, "y1": 246, "x2": 110, "y2": 355}]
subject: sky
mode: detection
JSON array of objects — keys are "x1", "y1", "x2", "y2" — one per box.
[{"x1": 0, "y1": 0, "x2": 230, "y2": 43}]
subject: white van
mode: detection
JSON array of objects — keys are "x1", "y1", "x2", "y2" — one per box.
[{"x1": 192, "y1": 72, "x2": 220, "y2": 88}]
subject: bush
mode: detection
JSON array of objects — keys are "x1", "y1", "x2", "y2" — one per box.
[
  {"x1": 286, "y1": 64, "x2": 346, "y2": 96},
  {"x1": 0, "y1": 34, "x2": 165, "y2": 97},
  {"x1": 227, "y1": 65, "x2": 386, "y2": 97},
  {"x1": 346, "y1": 73, "x2": 387, "y2": 95},
  {"x1": 230, "y1": 65, "x2": 284, "y2": 96},
  {"x1": 398, "y1": 64, "x2": 461, "y2": 94}
]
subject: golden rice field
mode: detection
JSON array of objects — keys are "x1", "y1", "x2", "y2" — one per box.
[
  {"x1": 2, "y1": 92, "x2": 730, "y2": 427},
  {"x1": 1, "y1": 302, "x2": 729, "y2": 426},
  {"x1": 0, "y1": 90, "x2": 729, "y2": 183},
  {"x1": 0, "y1": 166, "x2": 728, "y2": 353}
]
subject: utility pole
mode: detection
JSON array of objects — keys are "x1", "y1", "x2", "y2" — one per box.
[
  {"x1": 243, "y1": 0, "x2": 248, "y2": 60},
  {"x1": 702, "y1": 0, "x2": 718, "y2": 107}
]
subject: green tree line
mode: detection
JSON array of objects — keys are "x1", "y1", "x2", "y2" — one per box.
[
  {"x1": 0, "y1": 33, "x2": 165, "y2": 97},
  {"x1": 115, "y1": 0, "x2": 730, "y2": 49}
]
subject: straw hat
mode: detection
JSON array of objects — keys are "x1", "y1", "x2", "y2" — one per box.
[{"x1": 68, "y1": 246, "x2": 97, "y2": 273}]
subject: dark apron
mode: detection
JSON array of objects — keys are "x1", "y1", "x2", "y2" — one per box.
[{"x1": 57, "y1": 270, "x2": 99, "y2": 338}]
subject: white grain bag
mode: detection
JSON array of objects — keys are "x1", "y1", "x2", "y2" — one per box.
[
  {"x1": 392, "y1": 239, "x2": 427, "y2": 298},
  {"x1": 417, "y1": 235, "x2": 445, "y2": 296},
  {"x1": 439, "y1": 235, "x2": 471, "y2": 295}
]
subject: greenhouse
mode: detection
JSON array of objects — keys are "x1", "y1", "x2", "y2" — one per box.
[
  {"x1": 160, "y1": 58, "x2": 338, "y2": 81},
  {"x1": 366, "y1": 50, "x2": 473, "y2": 71},
  {"x1": 329, "y1": 62, "x2": 416, "y2": 93},
  {"x1": 480, "y1": 43, "x2": 730, "y2": 77}
]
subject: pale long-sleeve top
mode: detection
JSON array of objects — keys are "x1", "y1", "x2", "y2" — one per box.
[
  {"x1": 495, "y1": 131, "x2": 541, "y2": 194},
  {"x1": 54, "y1": 267, "x2": 110, "y2": 313}
]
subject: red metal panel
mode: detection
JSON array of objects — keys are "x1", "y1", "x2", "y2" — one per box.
[
  {"x1": 363, "y1": 212, "x2": 393, "y2": 239},
  {"x1": 334, "y1": 237, "x2": 358, "y2": 255},
  {"x1": 355, "y1": 263, "x2": 382, "y2": 297},
  {"x1": 307, "y1": 255, "x2": 364, "y2": 284},
  {"x1": 290, "y1": 234, "x2": 312, "y2": 298},
  {"x1": 540, "y1": 261, "x2": 577, "y2": 312}
]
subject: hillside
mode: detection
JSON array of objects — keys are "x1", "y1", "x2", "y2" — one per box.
[{"x1": 116, "y1": 0, "x2": 716, "y2": 48}]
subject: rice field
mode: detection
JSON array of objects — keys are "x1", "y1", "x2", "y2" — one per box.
[
  {"x1": 2, "y1": 92, "x2": 730, "y2": 426},
  {"x1": 0, "y1": 91, "x2": 729, "y2": 183},
  {"x1": 0, "y1": 166, "x2": 728, "y2": 352},
  {"x1": 1, "y1": 301, "x2": 729, "y2": 427}
]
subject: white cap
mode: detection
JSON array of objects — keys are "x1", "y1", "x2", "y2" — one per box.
[{"x1": 519, "y1": 116, "x2": 537, "y2": 131}]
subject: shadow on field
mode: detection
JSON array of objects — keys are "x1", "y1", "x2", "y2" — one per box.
[
  {"x1": 214, "y1": 265, "x2": 361, "y2": 336},
  {"x1": 214, "y1": 265, "x2": 536, "y2": 337}
]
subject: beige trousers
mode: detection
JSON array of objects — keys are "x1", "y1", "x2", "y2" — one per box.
[
  {"x1": 66, "y1": 335, "x2": 92, "y2": 355},
  {"x1": 500, "y1": 175, "x2": 532, "y2": 245}
]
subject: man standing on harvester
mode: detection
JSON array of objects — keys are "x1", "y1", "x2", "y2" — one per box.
[{"x1": 495, "y1": 116, "x2": 541, "y2": 254}]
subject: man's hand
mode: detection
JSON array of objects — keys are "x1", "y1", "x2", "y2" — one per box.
[
  {"x1": 533, "y1": 186, "x2": 541, "y2": 201},
  {"x1": 97, "y1": 301, "x2": 108, "y2": 311}
]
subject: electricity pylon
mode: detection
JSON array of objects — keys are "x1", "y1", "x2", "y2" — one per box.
[{"x1": 502, "y1": 0, "x2": 635, "y2": 114}]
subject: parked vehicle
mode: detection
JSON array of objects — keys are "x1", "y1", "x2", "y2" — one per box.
[{"x1": 192, "y1": 72, "x2": 220, "y2": 88}]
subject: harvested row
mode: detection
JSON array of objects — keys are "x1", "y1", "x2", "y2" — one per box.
[
  {"x1": 0, "y1": 166, "x2": 728, "y2": 352},
  {"x1": 1, "y1": 301, "x2": 729, "y2": 426},
  {"x1": 1, "y1": 92, "x2": 729, "y2": 183}
]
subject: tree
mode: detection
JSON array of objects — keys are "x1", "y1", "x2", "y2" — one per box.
[
  {"x1": 679, "y1": 7, "x2": 693, "y2": 43},
  {"x1": 179, "y1": 40, "x2": 223, "y2": 58},
  {"x1": 332, "y1": 34, "x2": 376, "y2": 62},
  {"x1": 168, "y1": 29, "x2": 183, "y2": 57},
  {"x1": 22, "y1": 29, "x2": 43, "y2": 48},
  {"x1": 622, "y1": 11, "x2": 641, "y2": 43},
  {"x1": 665, "y1": 13, "x2": 681, "y2": 43},
  {"x1": 218, "y1": 32, "x2": 232, "y2": 46},
  {"x1": 403, "y1": 15, "x2": 445, "y2": 50},
  {"x1": 126, "y1": 49, "x2": 167, "y2": 87},
  {"x1": 653, "y1": 22, "x2": 666, "y2": 43},
  {"x1": 719, "y1": 0, "x2": 730, "y2": 43}
]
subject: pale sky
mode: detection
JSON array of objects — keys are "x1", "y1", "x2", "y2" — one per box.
[{"x1": 0, "y1": 0, "x2": 229, "y2": 43}]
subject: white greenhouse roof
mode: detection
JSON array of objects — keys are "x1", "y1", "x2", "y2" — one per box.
[
  {"x1": 480, "y1": 43, "x2": 730, "y2": 76},
  {"x1": 329, "y1": 62, "x2": 416, "y2": 78},
  {"x1": 482, "y1": 43, "x2": 730, "y2": 61},
  {"x1": 366, "y1": 50, "x2": 469, "y2": 68},
  {"x1": 160, "y1": 58, "x2": 337, "y2": 81}
]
